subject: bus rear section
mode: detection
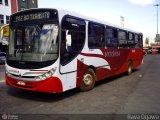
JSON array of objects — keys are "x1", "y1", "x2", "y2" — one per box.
[
  {"x1": 0, "y1": 24, "x2": 9, "y2": 64},
  {"x1": 0, "y1": 24, "x2": 9, "y2": 46}
]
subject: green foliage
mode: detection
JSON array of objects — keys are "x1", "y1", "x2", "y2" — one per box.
[
  {"x1": 145, "y1": 37, "x2": 149, "y2": 44},
  {"x1": 155, "y1": 37, "x2": 160, "y2": 42}
]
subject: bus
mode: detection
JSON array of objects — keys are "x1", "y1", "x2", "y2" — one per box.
[
  {"x1": 0, "y1": 24, "x2": 9, "y2": 64},
  {"x1": 0, "y1": 24, "x2": 9, "y2": 46},
  {"x1": 5, "y1": 8, "x2": 143, "y2": 93}
]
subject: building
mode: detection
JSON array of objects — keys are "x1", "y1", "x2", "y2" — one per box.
[
  {"x1": 0, "y1": 0, "x2": 11, "y2": 47},
  {"x1": 0, "y1": 0, "x2": 38, "y2": 50},
  {"x1": 11, "y1": 0, "x2": 38, "y2": 14},
  {"x1": 0, "y1": 0, "x2": 11, "y2": 26},
  {"x1": 0, "y1": 0, "x2": 38, "y2": 25}
]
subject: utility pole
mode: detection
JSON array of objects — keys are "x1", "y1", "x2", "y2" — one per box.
[
  {"x1": 120, "y1": 16, "x2": 124, "y2": 27},
  {"x1": 154, "y1": 4, "x2": 160, "y2": 36}
]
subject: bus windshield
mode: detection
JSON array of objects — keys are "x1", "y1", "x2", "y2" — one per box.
[{"x1": 8, "y1": 23, "x2": 59, "y2": 62}]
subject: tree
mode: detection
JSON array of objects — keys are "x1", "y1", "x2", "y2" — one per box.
[
  {"x1": 145, "y1": 37, "x2": 149, "y2": 44},
  {"x1": 155, "y1": 37, "x2": 160, "y2": 42}
]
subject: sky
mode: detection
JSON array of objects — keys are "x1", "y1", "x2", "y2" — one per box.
[{"x1": 38, "y1": 0, "x2": 160, "y2": 42}]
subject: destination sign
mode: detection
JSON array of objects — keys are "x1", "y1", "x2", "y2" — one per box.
[{"x1": 13, "y1": 11, "x2": 51, "y2": 22}]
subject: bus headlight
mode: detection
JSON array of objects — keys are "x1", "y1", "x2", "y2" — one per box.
[{"x1": 35, "y1": 67, "x2": 57, "y2": 81}]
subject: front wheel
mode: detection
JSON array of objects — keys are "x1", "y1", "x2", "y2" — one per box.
[{"x1": 80, "y1": 68, "x2": 96, "y2": 92}]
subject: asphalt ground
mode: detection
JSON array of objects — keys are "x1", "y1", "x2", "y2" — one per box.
[{"x1": 0, "y1": 55, "x2": 160, "y2": 120}]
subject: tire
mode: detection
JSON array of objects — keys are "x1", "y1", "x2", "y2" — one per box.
[
  {"x1": 127, "y1": 61, "x2": 132, "y2": 75},
  {"x1": 80, "y1": 68, "x2": 96, "y2": 92}
]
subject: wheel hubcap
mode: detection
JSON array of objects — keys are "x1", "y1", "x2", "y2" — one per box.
[
  {"x1": 83, "y1": 74, "x2": 93, "y2": 86},
  {"x1": 128, "y1": 66, "x2": 131, "y2": 73}
]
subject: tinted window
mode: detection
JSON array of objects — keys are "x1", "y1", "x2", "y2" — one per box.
[
  {"x1": 135, "y1": 34, "x2": 143, "y2": 48},
  {"x1": 62, "y1": 17, "x2": 85, "y2": 32},
  {"x1": 118, "y1": 30, "x2": 127, "y2": 48},
  {"x1": 61, "y1": 16, "x2": 85, "y2": 65},
  {"x1": 5, "y1": 0, "x2": 8, "y2": 6},
  {"x1": 105, "y1": 27, "x2": 118, "y2": 47},
  {"x1": 128, "y1": 32, "x2": 135, "y2": 48},
  {"x1": 0, "y1": 15, "x2": 4, "y2": 24},
  {"x1": 9, "y1": 24, "x2": 59, "y2": 62},
  {"x1": 88, "y1": 22, "x2": 105, "y2": 48},
  {"x1": 135, "y1": 34, "x2": 138, "y2": 43},
  {"x1": 6, "y1": 16, "x2": 10, "y2": 24},
  {"x1": 139, "y1": 35, "x2": 143, "y2": 47}
]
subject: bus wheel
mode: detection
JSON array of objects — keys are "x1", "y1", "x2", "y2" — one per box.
[
  {"x1": 80, "y1": 68, "x2": 96, "y2": 92},
  {"x1": 127, "y1": 61, "x2": 132, "y2": 75}
]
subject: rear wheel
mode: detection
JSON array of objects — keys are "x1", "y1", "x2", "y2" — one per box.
[
  {"x1": 80, "y1": 68, "x2": 96, "y2": 92},
  {"x1": 127, "y1": 61, "x2": 132, "y2": 75}
]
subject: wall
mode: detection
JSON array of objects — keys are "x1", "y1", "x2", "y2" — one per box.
[
  {"x1": 17, "y1": 0, "x2": 38, "y2": 11},
  {"x1": 0, "y1": 0, "x2": 11, "y2": 25},
  {"x1": 18, "y1": 0, "x2": 27, "y2": 11},
  {"x1": 11, "y1": 0, "x2": 18, "y2": 14}
]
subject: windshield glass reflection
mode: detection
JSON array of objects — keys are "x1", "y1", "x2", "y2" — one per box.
[{"x1": 8, "y1": 23, "x2": 59, "y2": 62}]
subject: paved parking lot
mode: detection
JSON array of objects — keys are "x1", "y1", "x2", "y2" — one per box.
[{"x1": 0, "y1": 55, "x2": 160, "y2": 120}]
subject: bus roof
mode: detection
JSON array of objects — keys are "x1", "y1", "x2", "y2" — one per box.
[
  {"x1": 11, "y1": 8, "x2": 142, "y2": 34},
  {"x1": 58, "y1": 9, "x2": 142, "y2": 34}
]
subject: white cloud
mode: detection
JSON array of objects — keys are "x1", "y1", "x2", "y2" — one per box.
[{"x1": 129, "y1": 0, "x2": 154, "y2": 6}]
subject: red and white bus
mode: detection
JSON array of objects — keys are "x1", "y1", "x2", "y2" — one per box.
[{"x1": 5, "y1": 8, "x2": 143, "y2": 93}]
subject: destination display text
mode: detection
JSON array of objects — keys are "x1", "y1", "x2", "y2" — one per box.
[{"x1": 13, "y1": 12, "x2": 51, "y2": 22}]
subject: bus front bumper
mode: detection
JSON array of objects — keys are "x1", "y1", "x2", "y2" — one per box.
[{"x1": 5, "y1": 73, "x2": 63, "y2": 93}]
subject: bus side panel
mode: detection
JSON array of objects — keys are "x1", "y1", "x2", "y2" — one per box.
[
  {"x1": 132, "y1": 48, "x2": 143, "y2": 68},
  {"x1": 96, "y1": 68, "x2": 111, "y2": 81},
  {"x1": 101, "y1": 48, "x2": 142, "y2": 77},
  {"x1": 112, "y1": 49, "x2": 132, "y2": 75},
  {"x1": 109, "y1": 49, "x2": 131, "y2": 76},
  {"x1": 76, "y1": 50, "x2": 112, "y2": 86},
  {"x1": 76, "y1": 59, "x2": 112, "y2": 87},
  {"x1": 112, "y1": 48, "x2": 143, "y2": 75},
  {"x1": 76, "y1": 48, "x2": 143, "y2": 88},
  {"x1": 102, "y1": 48, "x2": 128, "y2": 77},
  {"x1": 76, "y1": 60, "x2": 87, "y2": 87}
]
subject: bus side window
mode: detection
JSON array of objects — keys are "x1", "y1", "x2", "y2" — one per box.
[
  {"x1": 139, "y1": 35, "x2": 143, "y2": 47},
  {"x1": 105, "y1": 27, "x2": 118, "y2": 48},
  {"x1": 88, "y1": 22, "x2": 105, "y2": 49},
  {"x1": 135, "y1": 34, "x2": 142, "y2": 48},
  {"x1": 118, "y1": 30, "x2": 128, "y2": 48},
  {"x1": 128, "y1": 32, "x2": 135, "y2": 48}
]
